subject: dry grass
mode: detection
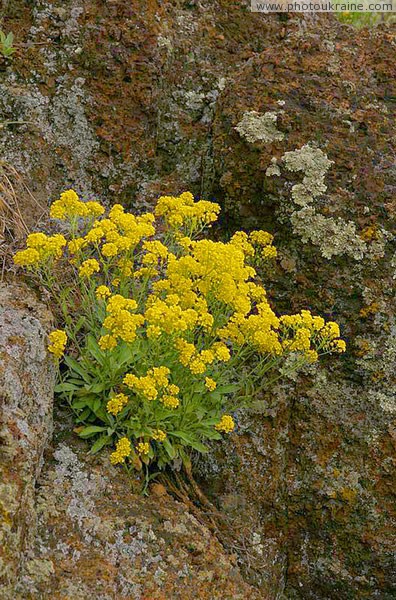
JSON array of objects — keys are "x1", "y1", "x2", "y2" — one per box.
[{"x1": 0, "y1": 161, "x2": 46, "y2": 280}]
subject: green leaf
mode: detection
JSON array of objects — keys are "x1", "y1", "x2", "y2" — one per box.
[
  {"x1": 89, "y1": 434, "x2": 113, "y2": 454},
  {"x1": 76, "y1": 407, "x2": 92, "y2": 422},
  {"x1": 71, "y1": 399, "x2": 90, "y2": 410},
  {"x1": 84, "y1": 382, "x2": 107, "y2": 394},
  {"x1": 78, "y1": 425, "x2": 107, "y2": 438},
  {"x1": 64, "y1": 356, "x2": 92, "y2": 383},
  {"x1": 214, "y1": 384, "x2": 238, "y2": 394},
  {"x1": 162, "y1": 438, "x2": 176, "y2": 460},
  {"x1": 169, "y1": 431, "x2": 209, "y2": 453},
  {"x1": 55, "y1": 382, "x2": 79, "y2": 392},
  {"x1": 87, "y1": 334, "x2": 104, "y2": 365}
]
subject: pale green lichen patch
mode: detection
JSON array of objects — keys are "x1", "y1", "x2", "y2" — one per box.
[
  {"x1": 235, "y1": 111, "x2": 285, "y2": 144},
  {"x1": 290, "y1": 206, "x2": 367, "y2": 260}
]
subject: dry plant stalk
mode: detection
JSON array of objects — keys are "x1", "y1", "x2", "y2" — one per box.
[{"x1": 0, "y1": 161, "x2": 45, "y2": 279}]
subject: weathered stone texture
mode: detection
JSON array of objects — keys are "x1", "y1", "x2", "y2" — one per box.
[{"x1": 0, "y1": 284, "x2": 55, "y2": 597}]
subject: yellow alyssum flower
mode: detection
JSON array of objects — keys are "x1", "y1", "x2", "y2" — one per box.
[
  {"x1": 136, "y1": 442, "x2": 150, "y2": 455},
  {"x1": 261, "y1": 245, "x2": 277, "y2": 259},
  {"x1": 50, "y1": 189, "x2": 89, "y2": 220},
  {"x1": 13, "y1": 248, "x2": 41, "y2": 266},
  {"x1": 14, "y1": 232, "x2": 67, "y2": 266},
  {"x1": 205, "y1": 377, "x2": 217, "y2": 391},
  {"x1": 215, "y1": 415, "x2": 235, "y2": 433},
  {"x1": 152, "y1": 429, "x2": 167, "y2": 442},
  {"x1": 110, "y1": 437, "x2": 132, "y2": 464},
  {"x1": 95, "y1": 285, "x2": 111, "y2": 300},
  {"x1": 154, "y1": 192, "x2": 220, "y2": 230},
  {"x1": 48, "y1": 329, "x2": 67, "y2": 359},
  {"x1": 161, "y1": 395, "x2": 180, "y2": 409},
  {"x1": 106, "y1": 393, "x2": 129, "y2": 416},
  {"x1": 249, "y1": 230, "x2": 274, "y2": 246},
  {"x1": 101, "y1": 242, "x2": 119, "y2": 258},
  {"x1": 68, "y1": 238, "x2": 86, "y2": 254},
  {"x1": 331, "y1": 339, "x2": 346, "y2": 353},
  {"x1": 98, "y1": 334, "x2": 117, "y2": 350},
  {"x1": 142, "y1": 240, "x2": 168, "y2": 265},
  {"x1": 212, "y1": 342, "x2": 231, "y2": 362},
  {"x1": 123, "y1": 373, "x2": 158, "y2": 401},
  {"x1": 85, "y1": 201, "x2": 105, "y2": 217},
  {"x1": 78, "y1": 258, "x2": 100, "y2": 278}
]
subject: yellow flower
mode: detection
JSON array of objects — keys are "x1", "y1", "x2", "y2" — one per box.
[
  {"x1": 101, "y1": 242, "x2": 119, "y2": 258},
  {"x1": 205, "y1": 377, "x2": 217, "y2": 391},
  {"x1": 68, "y1": 238, "x2": 86, "y2": 254},
  {"x1": 136, "y1": 442, "x2": 150, "y2": 455},
  {"x1": 98, "y1": 334, "x2": 117, "y2": 351},
  {"x1": 110, "y1": 437, "x2": 132, "y2": 464},
  {"x1": 48, "y1": 329, "x2": 67, "y2": 359},
  {"x1": 161, "y1": 395, "x2": 180, "y2": 409},
  {"x1": 13, "y1": 248, "x2": 41, "y2": 266},
  {"x1": 249, "y1": 230, "x2": 274, "y2": 246},
  {"x1": 215, "y1": 414, "x2": 235, "y2": 433},
  {"x1": 152, "y1": 429, "x2": 167, "y2": 442},
  {"x1": 78, "y1": 258, "x2": 100, "y2": 278},
  {"x1": 85, "y1": 201, "x2": 105, "y2": 217},
  {"x1": 95, "y1": 285, "x2": 111, "y2": 300},
  {"x1": 50, "y1": 189, "x2": 89, "y2": 220},
  {"x1": 331, "y1": 339, "x2": 346, "y2": 353},
  {"x1": 261, "y1": 245, "x2": 277, "y2": 259},
  {"x1": 106, "y1": 393, "x2": 129, "y2": 416}
]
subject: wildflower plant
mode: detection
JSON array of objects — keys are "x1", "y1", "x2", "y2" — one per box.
[
  {"x1": 14, "y1": 190, "x2": 346, "y2": 475},
  {"x1": 0, "y1": 30, "x2": 16, "y2": 58}
]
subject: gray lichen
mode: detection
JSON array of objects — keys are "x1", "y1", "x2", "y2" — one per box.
[{"x1": 235, "y1": 111, "x2": 285, "y2": 144}]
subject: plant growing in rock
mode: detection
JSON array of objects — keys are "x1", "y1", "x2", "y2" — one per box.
[
  {"x1": 14, "y1": 190, "x2": 345, "y2": 478},
  {"x1": 0, "y1": 30, "x2": 16, "y2": 58}
]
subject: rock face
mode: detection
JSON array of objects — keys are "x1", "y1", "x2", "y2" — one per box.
[
  {"x1": 0, "y1": 284, "x2": 55, "y2": 596},
  {"x1": 208, "y1": 17, "x2": 396, "y2": 600},
  {"x1": 0, "y1": 286, "x2": 259, "y2": 599},
  {"x1": 1, "y1": 2, "x2": 395, "y2": 599}
]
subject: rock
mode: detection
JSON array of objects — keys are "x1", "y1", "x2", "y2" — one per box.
[
  {"x1": 206, "y1": 18, "x2": 396, "y2": 599},
  {"x1": 14, "y1": 435, "x2": 259, "y2": 600},
  {"x1": 0, "y1": 284, "x2": 55, "y2": 597}
]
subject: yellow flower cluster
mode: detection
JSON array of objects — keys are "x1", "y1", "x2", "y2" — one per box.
[
  {"x1": 142, "y1": 240, "x2": 168, "y2": 265},
  {"x1": 215, "y1": 415, "x2": 235, "y2": 433},
  {"x1": 205, "y1": 377, "x2": 217, "y2": 391},
  {"x1": 82, "y1": 204, "x2": 155, "y2": 254},
  {"x1": 279, "y1": 310, "x2": 346, "y2": 356},
  {"x1": 174, "y1": 339, "x2": 230, "y2": 375},
  {"x1": 79, "y1": 258, "x2": 100, "y2": 278},
  {"x1": 95, "y1": 285, "x2": 111, "y2": 300},
  {"x1": 100, "y1": 294, "x2": 144, "y2": 347},
  {"x1": 154, "y1": 191, "x2": 220, "y2": 229},
  {"x1": 152, "y1": 429, "x2": 167, "y2": 442},
  {"x1": 136, "y1": 442, "x2": 150, "y2": 455},
  {"x1": 14, "y1": 232, "x2": 67, "y2": 266},
  {"x1": 229, "y1": 230, "x2": 276, "y2": 262},
  {"x1": 218, "y1": 300, "x2": 282, "y2": 355},
  {"x1": 106, "y1": 393, "x2": 129, "y2": 416},
  {"x1": 50, "y1": 190, "x2": 105, "y2": 220},
  {"x1": 110, "y1": 437, "x2": 132, "y2": 464},
  {"x1": 47, "y1": 329, "x2": 67, "y2": 358},
  {"x1": 123, "y1": 366, "x2": 172, "y2": 402}
]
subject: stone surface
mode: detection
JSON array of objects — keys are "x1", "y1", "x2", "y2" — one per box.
[
  {"x1": 207, "y1": 16, "x2": 396, "y2": 599},
  {"x1": 0, "y1": 284, "x2": 55, "y2": 596}
]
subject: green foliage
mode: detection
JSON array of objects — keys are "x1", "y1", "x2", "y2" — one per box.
[{"x1": 0, "y1": 30, "x2": 16, "y2": 58}]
